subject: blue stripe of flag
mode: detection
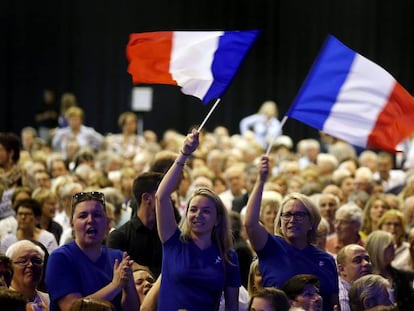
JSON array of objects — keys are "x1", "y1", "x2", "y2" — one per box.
[
  {"x1": 202, "y1": 30, "x2": 261, "y2": 105},
  {"x1": 287, "y1": 35, "x2": 356, "y2": 130}
]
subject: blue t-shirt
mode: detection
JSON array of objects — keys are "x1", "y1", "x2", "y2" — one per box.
[
  {"x1": 257, "y1": 234, "x2": 339, "y2": 311},
  {"x1": 158, "y1": 229, "x2": 241, "y2": 311},
  {"x1": 45, "y1": 241, "x2": 123, "y2": 311}
]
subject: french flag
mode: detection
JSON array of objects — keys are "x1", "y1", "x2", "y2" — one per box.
[
  {"x1": 126, "y1": 30, "x2": 260, "y2": 105},
  {"x1": 287, "y1": 35, "x2": 414, "y2": 152}
]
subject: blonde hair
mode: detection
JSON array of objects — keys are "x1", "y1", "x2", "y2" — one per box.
[
  {"x1": 247, "y1": 258, "x2": 261, "y2": 297},
  {"x1": 258, "y1": 100, "x2": 278, "y2": 119},
  {"x1": 117, "y1": 111, "x2": 137, "y2": 128},
  {"x1": 274, "y1": 192, "x2": 321, "y2": 243},
  {"x1": 180, "y1": 187, "x2": 234, "y2": 265},
  {"x1": 65, "y1": 106, "x2": 84, "y2": 120},
  {"x1": 378, "y1": 209, "x2": 407, "y2": 245},
  {"x1": 365, "y1": 230, "x2": 393, "y2": 273},
  {"x1": 32, "y1": 188, "x2": 56, "y2": 206},
  {"x1": 362, "y1": 194, "x2": 389, "y2": 235}
]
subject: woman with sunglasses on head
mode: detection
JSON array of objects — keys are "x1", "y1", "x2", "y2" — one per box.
[
  {"x1": 154, "y1": 129, "x2": 240, "y2": 311},
  {"x1": 45, "y1": 191, "x2": 139, "y2": 311},
  {"x1": 245, "y1": 155, "x2": 339, "y2": 311}
]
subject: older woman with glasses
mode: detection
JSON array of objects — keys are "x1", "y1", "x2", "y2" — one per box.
[
  {"x1": 45, "y1": 191, "x2": 139, "y2": 311},
  {"x1": 245, "y1": 155, "x2": 339, "y2": 311},
  {"x1": 5, "y1": 239, "x2": 49, "y2": 310}
]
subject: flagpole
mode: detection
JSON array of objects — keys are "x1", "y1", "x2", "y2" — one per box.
[
  {"x1": 265, "y1": 115, "x2": 288, "y2": 156},
  {"x1": 197, "y1": 98, "x2": 221, "y2": 133}
]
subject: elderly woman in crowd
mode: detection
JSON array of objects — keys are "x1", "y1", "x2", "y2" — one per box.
[
  {"x1": 245, "y1": 155, "x2": 339, "y2": 310},
  {"x1": 6, "y1": 240, "x2": 49, "y2": 310},
  {"x1": 45, "y1": 191, "x2": 139, "y2": 311}
]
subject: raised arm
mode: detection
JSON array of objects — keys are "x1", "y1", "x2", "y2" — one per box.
[
  {"x1": 155, "y1": 129, "x2": 199, "y2": 243},
  {"x1": 244, "y1": 155, "x2": 270, "y2": 251}
]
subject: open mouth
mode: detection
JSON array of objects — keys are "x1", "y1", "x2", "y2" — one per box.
[{"x1": 86, "y1": 227, "x2": 98, "y2": 235}]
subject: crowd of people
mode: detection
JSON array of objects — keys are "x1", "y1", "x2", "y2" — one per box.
[{"x1": 1, "y1": 95, "x2": 414, "y2": 310}]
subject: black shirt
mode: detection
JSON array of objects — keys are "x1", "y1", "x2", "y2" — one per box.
[{"x1": 107, "y1": 216, "x2": 162, "y2": 278}]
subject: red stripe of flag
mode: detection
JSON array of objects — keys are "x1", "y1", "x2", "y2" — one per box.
[
  {"x1": 127, "y1": 32, "x2": 177, "y2": 85},
  {"x1": 367, "y1": 82, "x2": 414, "y2": 151}
]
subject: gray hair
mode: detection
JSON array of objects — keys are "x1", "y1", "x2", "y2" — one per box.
[
  {"x1": 5, "y1": 240, "x2": 45, "y2": 260},
  {"x1": 335, "y1": 203, "x2": 363, "y2": 229}
]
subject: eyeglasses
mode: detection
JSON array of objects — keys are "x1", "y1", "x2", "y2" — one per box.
[
  {"x1": 382, "y1": 222, "x2": 401, "y2": 228},
  {"x1": 280, "y1": 211, "x2": 309, "y2": 221},
  {"x1": 320, "y1": 202, "x2": 337, "y2": 207},
  {"x1": 13, "y1": 256, "x2": 43, "y2": 266},
  {"x1": 16, "y1": 212, "x2": 34, "y2": 217},
  {"x1": 72, "y1": 192, "x2": 105, "y2": 208},
  {"x1": 334, "y1": 219, "x2": 354, "y2": 226}
]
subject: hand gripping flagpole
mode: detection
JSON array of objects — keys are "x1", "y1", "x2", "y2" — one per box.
[
  {"x1": 197, "y1": 98, "x2": 221, "y2": 133},
  {"x1": 265, "y1": 115, "x2": 288, "y2": 156}
]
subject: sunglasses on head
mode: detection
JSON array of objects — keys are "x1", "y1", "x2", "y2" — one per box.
[{"x1": 72, "y1": 191, "x2": 105, "y2": 209}]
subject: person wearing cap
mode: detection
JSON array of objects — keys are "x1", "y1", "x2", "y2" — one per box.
[
  {"x1": 245, "y1": 155, "x2": 339, "y2": 311},
  {"x1": 45, "y1": 191, "x2": 139, "y2": 311},
  {"x1": 336, "y1": 244, "x2": 372, "y2": 311},
  {"x1": 281, "y1": 274, "x2": 323, "y2": 311}
]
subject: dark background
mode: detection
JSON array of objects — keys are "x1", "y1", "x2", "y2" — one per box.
[{"x1": 1, "y1": 0, "x2": 413, "y2": 146}]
